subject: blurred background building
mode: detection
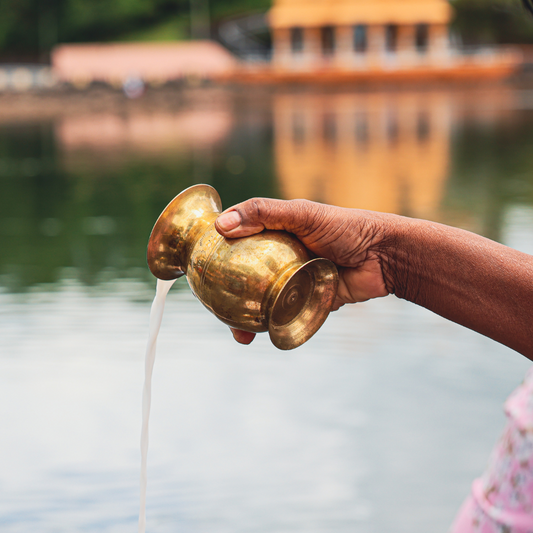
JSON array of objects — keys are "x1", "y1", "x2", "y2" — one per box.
[
  {"x1": 270, "y1": 0, "x2": 454, "y2": 68},
  {"x1": 264, "y1": 0, "x2": 521, "y2": 80},
  {"x1": 0, "y1": 0, "x2": 531, "y2": 87},
  {"x1": 52, "y1": 41, "x2": 237, "y2": 88}
]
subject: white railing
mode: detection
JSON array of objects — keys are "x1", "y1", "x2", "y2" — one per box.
[
  {"x1": 265, "y1": 45, "x2": 523, "y2": 72},
  {"x1": 0, "y1": 65, "x2": 57, "y2": 91}
]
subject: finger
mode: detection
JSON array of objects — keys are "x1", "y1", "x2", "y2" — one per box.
[
  {"x1": 331, "y1": 298, "x2": 345, "y2": 312},
  {"x1": 215, "y1": 198, "x2": 320, "y2": 239},
  {"x1": 230, "y1": 328, "x2": 256, "y2": 345}
]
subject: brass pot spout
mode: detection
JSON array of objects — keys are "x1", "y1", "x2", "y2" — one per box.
[{"x1": 147, "y1": 184, "x2": 338, "y2": 350}]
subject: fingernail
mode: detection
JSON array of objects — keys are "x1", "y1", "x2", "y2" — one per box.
[{"x1": 217, "y1": 211, "x2": 241, "y2": 231}]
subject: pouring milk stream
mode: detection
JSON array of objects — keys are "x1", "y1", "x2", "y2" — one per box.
[{"x1": 139, "y1": 278, "x2": 176, "y2": 533}]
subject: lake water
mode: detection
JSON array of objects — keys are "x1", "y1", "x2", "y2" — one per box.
[{"x1": 0, "y1": 84, "x2": 532, "y2": 533}]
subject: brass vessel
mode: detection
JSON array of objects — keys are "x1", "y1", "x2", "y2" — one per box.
[{"x1": 147, "y1": 184, "x2": 338, "y2": 350}]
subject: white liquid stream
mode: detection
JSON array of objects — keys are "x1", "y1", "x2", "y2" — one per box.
[{"x1": 139, "y1": 278, "x2": 176, "y2": 533}]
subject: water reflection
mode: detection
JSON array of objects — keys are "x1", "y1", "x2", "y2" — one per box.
[
  {"x1": 274, "y1": 87, "x2": 533, "y2": 227},
  {"x1": 0, "y1": 98, "x2": 276, "y2": 291},
  {"x1": 274, "y1": 90, "x2": 452, "y2": 219},
  {"x1": 57, "y1": 110, "x2": 233, "y2": 169},
  {"x1": 1, "y1": 86, "x2": 530, "y2": 292},
  {"x1": 0, "y1": 86, "x2": 533, "y2": 533}
]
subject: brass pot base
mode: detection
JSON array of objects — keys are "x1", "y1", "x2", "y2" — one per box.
[{"x1": 269, "y1": 258, "x2": 338, "y2": 350}]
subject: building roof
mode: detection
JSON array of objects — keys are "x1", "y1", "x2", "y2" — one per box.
[{"x1": 269, "y1": 0, "x2": 453, "y2": 29}]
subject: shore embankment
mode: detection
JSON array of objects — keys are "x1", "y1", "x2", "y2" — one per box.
[{"x1": 2, "y1": 74, "x2": 533, "y2": 124}]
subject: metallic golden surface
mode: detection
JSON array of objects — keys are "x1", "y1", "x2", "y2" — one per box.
[{"x1": 147, "y1": 184, "x2": 339, "y2": 350}]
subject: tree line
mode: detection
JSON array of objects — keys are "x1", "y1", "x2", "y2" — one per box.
[{"x1": 1, "y1": 0, "x2": 532, "y2": 61}]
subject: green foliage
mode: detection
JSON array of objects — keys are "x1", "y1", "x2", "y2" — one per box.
[
  {"x1": 0, "y1": 0, "x2": 39, "y2": 52},
  {"x1": 209, "y1": 0, "x2": 270, "y2": 21},
  {"x1": 62, "y1": 0, "x2": 188, "y2": 41},
  {"x1": 0, "y1": 0, "x2": 190, "y2": 55},
  {"x1": 117, "y1": 14, "x2": 190, "y2": 41},
  {"x1": 451, "y1": 0, "x2": 533, "y2": 44},
  {"x1": 3, "y1": 0, "x2": 532, "y2": 61},
  {"x1": 0, "y1": 0, "x2": 271, "y2": 56}
]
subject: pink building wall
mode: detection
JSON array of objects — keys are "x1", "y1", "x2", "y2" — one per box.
[{"x1": 52, "y1": 41, "x2": 237, "y2": 85}]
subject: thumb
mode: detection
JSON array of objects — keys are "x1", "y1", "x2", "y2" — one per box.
[{"x1": 215, "y1": 198, "x2": 318, "y2": 239}]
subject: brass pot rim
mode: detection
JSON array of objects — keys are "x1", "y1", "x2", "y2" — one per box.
[{"x1": 147, "y1": 184, "x2": 222, "y2": 280}]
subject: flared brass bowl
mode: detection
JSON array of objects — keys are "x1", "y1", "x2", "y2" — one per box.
[{"x1": 147, "y1": 184, "x2": 338, "y2": 350}]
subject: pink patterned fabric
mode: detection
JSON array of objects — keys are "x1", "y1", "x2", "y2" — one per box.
[{"x1": 450, "y1": 367, "x2": 533, "y2": 533}]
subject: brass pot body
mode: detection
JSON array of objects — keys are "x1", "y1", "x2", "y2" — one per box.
[{"x1": 147, "y1": 184, "x2": 338, "y2": 350}]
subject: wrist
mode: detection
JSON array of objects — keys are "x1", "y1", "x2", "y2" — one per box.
[{"x1": 374, "y1": 214, "x2": 422, "y2": 302}]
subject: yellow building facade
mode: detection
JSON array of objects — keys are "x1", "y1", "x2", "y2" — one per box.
[{"x1": 269, "y1": 0, "x2": 453, "y2": 70}]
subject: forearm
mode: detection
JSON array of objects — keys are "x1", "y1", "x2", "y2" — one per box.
[{"x1": 383, "y1": 216, "x2": 533, "y2": 360}]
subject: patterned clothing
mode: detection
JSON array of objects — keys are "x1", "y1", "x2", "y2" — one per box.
[{"x1": 450, "y1": 367, "x2": 533, "y2": 533}]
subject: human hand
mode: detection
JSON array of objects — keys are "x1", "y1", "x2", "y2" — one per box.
[
  {"x1": 215, "y1": 197, "x2": 533, "y2": 359},
  {"x1": 215, "y1": 198, "x2": 396, "y2": 345}
]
